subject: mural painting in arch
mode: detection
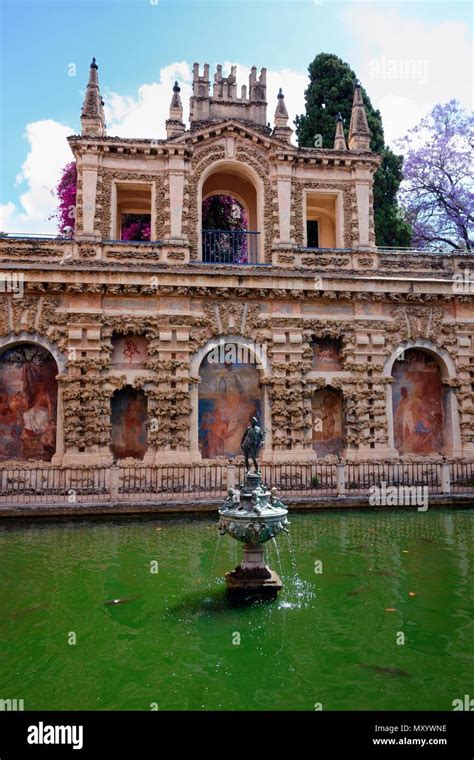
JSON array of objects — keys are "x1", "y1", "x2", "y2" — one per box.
[
  {"x1": 0, "y1": 343, "x2": 58, "y2": 461},
  {"x1": 111, "y1": 335, "x2": 148, "y2": 369},
  {"x1": 312, "y1": 338, "x2": 343, "y2": 371},
  {"x1": 312, "y1": 388, "x2": 344, "y2": 456},
  {"x1": 198, "y1": 353, "x2": 262, "y2": 458},
  {"x1": 111, "y1": 387, "x2": 148, "y2": 460},
  {"x1": 392, "y1": 349, "x2": 444, "y2": 455}
]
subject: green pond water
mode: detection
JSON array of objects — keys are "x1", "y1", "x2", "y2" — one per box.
[{"x1": 1, "y1": 509, "x2": 473, "y2": 711}]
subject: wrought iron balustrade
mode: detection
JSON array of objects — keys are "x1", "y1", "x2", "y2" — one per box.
[{"x1": 201, "y1": 229, "x2": 259, "y2": 265}]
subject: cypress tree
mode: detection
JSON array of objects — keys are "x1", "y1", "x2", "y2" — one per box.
[{"x1": 295, "y1": 53, "x2": 412, "y2": 247}]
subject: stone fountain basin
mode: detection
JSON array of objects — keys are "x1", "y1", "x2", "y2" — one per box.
[{"x1": 218, "y1": 505, "x2": 289, "y2": 545}]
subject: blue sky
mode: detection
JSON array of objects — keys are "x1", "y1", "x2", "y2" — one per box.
[{"x1": 0, "y1": 0, "x2": 472, "y2": 232}]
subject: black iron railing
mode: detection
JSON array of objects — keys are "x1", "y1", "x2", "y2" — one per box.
[{"x1": 201, "y1": 229, "x2": 259, "y2": 264}]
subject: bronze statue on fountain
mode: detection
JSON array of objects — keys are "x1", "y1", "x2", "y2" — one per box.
[{"x1": 218, "y1": 415, "x2": 289, "y2": 597}]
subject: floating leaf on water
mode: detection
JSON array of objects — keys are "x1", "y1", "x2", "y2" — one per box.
[
  {"x1": 103, "y1": 594, "x2": 143, "y2": 606},
  {"x1": 8, "y1": 603, "x2": 49, "y2": 618},
  {"x1": 385, "y1": 607, "x2": 397, "y2": 612},
  {"x1": 346, "y1": 586, "x2": 369, "y2": 597},
  {"x1": 408, "y1": 591, "x2": 416, "y2": 597},
  {"x1": 360, "y1": 663, "x2": 411, "y2": 678}
]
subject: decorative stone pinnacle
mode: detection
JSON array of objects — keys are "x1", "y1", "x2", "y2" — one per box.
[
  {"x1": 333, "y1": 111, "x2": 347, "y2": 151},
  {"x1": 81, "y1": 56, "x2": 106, "y2": 136},
  {"x1": 273, "y1": 87, "x2": 292, "y2": 142},
  {"x1": 348, "y1": 80, "x2": 371, "y2": 151},
  {"x1": 166, "y1": 78, "x2": 185, "y2": 138}
]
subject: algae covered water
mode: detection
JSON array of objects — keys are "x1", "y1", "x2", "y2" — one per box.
[{"x1": 0, "y1": 509, "x2": 472, "y2": 711}]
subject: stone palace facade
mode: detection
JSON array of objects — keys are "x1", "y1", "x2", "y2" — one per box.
[{"x1": 0, "y1": 59, "x2": 473, "y2": 466}]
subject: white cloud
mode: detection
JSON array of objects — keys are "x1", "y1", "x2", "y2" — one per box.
[
  {"x1": 342, "y1": 5, "x2": 472, "y2": 146},
  {"x1": 105, "y1": 61, "x2": 193, "y2": 139},
  {"x1": 0, "y1": 120, "x2": 73, "y2": 234}
]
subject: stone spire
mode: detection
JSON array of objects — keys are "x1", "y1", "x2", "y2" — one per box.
[
  {"x1": 333, "y1": 112, "x2": 347, "y2": 151},
  {"x1": 166, "y1": 80, "x2": 186, "y2": 138},
  {"x1": 81, "y1": 57, "x2": 106, "y2": 137},
  {"x1": 272, "y1": 88, "x2": 293, "y2": 143},
  {"x1": 348, "y1": 81, "x2": 371, "y2": 151}
]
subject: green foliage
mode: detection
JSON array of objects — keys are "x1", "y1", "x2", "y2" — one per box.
[{"x1": 295, "y1": 53, "x2": 412, "y2": 247}]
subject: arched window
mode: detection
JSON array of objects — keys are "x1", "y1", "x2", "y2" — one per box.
[{"x1": 0, "y1": 343, "x2": 58, "y2": 461}]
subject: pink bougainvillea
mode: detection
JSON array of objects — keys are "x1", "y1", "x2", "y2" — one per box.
[
  {"x1": 120, "y1": 214, "x2": 151, "y2": 241},
  {"x1": 50, "y1": 162, "x2": 77, "y2": 237},
  {"x1": 202, "y1": 194, "x2": 248, "y2": 231}
]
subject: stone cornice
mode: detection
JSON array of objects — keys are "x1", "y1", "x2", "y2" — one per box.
[{"x1": 68, "y1": 120, "x2": 382, "y2": 169}]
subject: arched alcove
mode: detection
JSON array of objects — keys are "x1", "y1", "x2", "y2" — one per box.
[
  {"x1": 312, "y1": 387, "x2": 345, "y2": 456},
  {"x1": 192, "y1": 337, "x2": 266, "y2": 459},
  {"x1": 110, "y1": 386, "x2": 147, "y2": 460},
  {"x1": 199, "y1": 161, "x2": 262, "y2": 264},
  {"x1": 0, "y1": 343, "x2": 58, "y2": 461},
  {"x1": 384, "y1": 342, "x2": 461, "y2": 456}
]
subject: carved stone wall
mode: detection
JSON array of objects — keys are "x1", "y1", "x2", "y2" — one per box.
[
  {"x1": 291, "y1": 180, "x2": 355, "y2": 248},
  {"x1": 235, "y1": 145, "x2": 274, "y2": 263},
  {"x1": 94, "y1": 169, "x2": 167, "y2": 240},
  {"x1": 186, "y1": 143, "x2": 226, "y2": 260},
  {"x1": 0, "y1": 286, "x2": 472, "y2": 461}
]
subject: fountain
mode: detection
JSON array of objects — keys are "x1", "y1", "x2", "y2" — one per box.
[{"x1": 217, "y1": 417, "x2": 289, "y2": 596}]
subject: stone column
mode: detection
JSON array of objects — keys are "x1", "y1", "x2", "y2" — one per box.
[
  {"x1": 355, "y1": 181, "x2": 370, "y2": 248},
  {"x1": 352, "y1": 164, "x2": 375, "y2": 249},
  {"x1": 189, "y1": 382, "x2": 202, "y2": 462},
  {"x1": 275, "y1": 164, "x2": 293, "y2": 245},
  {"x1": 168, "y1": 155, "x2": 186, "y2": 240},
  {"x1": 51, "y1": 383, "x2": 65, "y2": 464},
  {"x1": 77, "y1": 153, "x2": 101, "y2": 240}
]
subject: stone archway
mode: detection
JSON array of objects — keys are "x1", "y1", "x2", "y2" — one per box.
[
  {"x1": 190, "y1": 336, "x2": 269, "y2": 460},
  {"x1": 0, "y1": 341, "x2": 59, "y2": 461},
  {"x1": 198, "y1": 160, "x2": 263, "y2": 263},
  {"x1": 384, "y1": 341, "x2": 461, "y2": 457}
]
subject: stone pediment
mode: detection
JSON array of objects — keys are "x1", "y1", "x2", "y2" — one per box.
[{"x1": 171, "y1": 119, "x2": 292, "y2": 152}]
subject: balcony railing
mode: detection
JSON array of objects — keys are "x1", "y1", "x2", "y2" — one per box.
[{"x1": 201, "y1": 229, "x2": 259, "y2": 265}]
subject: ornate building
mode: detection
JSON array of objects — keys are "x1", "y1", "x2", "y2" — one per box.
[{"x1": 0, "y1": 59, "x2": 473, "y2": 467}]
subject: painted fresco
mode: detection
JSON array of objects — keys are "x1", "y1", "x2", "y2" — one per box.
[
  {"x1": 312, "y1": 388, "x2": 344, "y2": 456},
  {"x1": 111, "y1": 387, "x2": 148, "y2": 460},
  {"x1": 198, "y1": 356, "x2": 262, "y2": 458},
  {"x1": 392, "y1": 349, "x2": 443, "y2": 455},
  {"x1": 312, "y1": 338, "x2": 342, "y2": 371},
  {"x1": 111, "y1": 335, "x2": 148, "y2": 369},
  {"x1": 0, "y1": 344, "x2": 58, "y2": 461}
]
